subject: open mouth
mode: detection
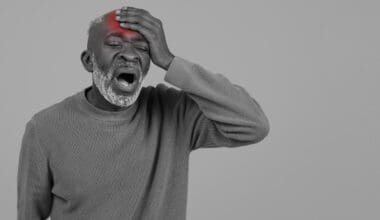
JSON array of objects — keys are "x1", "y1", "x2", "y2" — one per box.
[
  {"x1": 117, "y1": 73, "x2": 136, "y2": 84},
  {"x1": 113, "y1": 69, "x2": 140, "y2": 92}
]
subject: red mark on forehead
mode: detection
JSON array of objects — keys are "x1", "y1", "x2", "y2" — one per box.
[{"x1": 105, "y1": 10, "x2": 139, "y2": 38}]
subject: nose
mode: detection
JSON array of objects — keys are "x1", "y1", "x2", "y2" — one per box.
[{"x1": 117, "y1": 46, "x2": 140, "y2": 64}]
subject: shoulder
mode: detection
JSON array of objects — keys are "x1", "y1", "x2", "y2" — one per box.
[
  {"x1": 29, "y1": 93, "x2": 77, "y2": 129},
  {"x1": 141, "y1": 83, "x2": 197, "y2": 119},
  {"x1": 144, "y1": 83, "x2": 187, "y2": 107}
]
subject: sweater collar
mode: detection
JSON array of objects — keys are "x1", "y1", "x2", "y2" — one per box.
[{"x1": 75, "y1": 86, "x2": 141, "y2": 122}]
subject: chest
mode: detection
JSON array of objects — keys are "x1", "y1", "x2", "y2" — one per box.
[{"x1": 48, "y1": 120, "x2": 166, "y2": 201}]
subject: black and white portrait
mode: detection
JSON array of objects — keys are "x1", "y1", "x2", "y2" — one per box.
[{"x1": 1, "y1": 0, "x2": 378, "y2": 219}]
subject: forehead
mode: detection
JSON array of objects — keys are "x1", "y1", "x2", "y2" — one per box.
[{"x1": 102, "y1": 10, "x2": 145, "y2": 42}]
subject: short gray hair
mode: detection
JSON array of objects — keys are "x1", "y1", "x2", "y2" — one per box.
[{"x1": 87, "y1": 15, "x2": 105, "y2": 36}]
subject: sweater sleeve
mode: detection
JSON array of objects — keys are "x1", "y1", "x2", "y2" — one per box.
[
  {"x1": 164, "y1": 56, "x2": 270, "y2": 151},
  {"x1": 17, "y1": 119, "x2": 53, "y2": 220}
]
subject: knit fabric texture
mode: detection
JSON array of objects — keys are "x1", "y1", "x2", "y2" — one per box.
[{"x1": 17, "y1": 56, "x2": 269, "y2": 220}]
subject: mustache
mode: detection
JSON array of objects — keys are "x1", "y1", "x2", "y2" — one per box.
[
  {"x1": 110, "y1": 59, "x2": 142, "y2": 75},
  {"x1": 91, "y1": 54, "x2": 142, "y2": 74}
]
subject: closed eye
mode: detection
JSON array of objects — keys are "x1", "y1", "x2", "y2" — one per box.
[
  {"x1": 134, "y1": 43, "x2": 149, "y2": 51},
  {"x1": 107, "y1": 42, "x2": 121, "y2": 46},
  {"x1": 137, "y1": 46, "x2": 149, "y2": 51}
]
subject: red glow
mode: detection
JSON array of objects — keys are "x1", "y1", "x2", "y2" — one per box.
[{"x1": 105, "y1": 10, "x2": 139, "y2": 38}]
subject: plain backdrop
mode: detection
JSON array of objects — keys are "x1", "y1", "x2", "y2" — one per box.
[{"x1": 1, "y1": 0, "x2": 379, "y2": 219}]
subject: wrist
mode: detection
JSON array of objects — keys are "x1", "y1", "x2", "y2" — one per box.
[{"x1": 162, "y1": 52, "x2": 175, "y2": 71}]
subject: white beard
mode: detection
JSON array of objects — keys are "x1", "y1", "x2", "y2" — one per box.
[{"x1": 91, "y1": 54, "x2": 144, "y2": 107}]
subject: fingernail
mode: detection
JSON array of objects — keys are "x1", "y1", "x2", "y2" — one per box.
[
  {"x1": 120, "y1": 23, "x2": 127, "y2": 27},
  {"x1": 116, "y1": 9, "x2": 121, "y2": 14},
  {"x1": 116, "y1": 16, "x2": 120, "y2": 20}
]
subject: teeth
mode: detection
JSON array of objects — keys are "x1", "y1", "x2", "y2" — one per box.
[
  {"x1": 119, "y1": 79, "x2": 132, "y2": 87},
  {"x1": 114, "y1": 72, "x2": 141, "y2": 91}
]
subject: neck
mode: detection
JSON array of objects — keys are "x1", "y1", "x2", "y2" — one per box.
[{"x1": 86, "y1": 84, "x2": 131, "y2": 112}]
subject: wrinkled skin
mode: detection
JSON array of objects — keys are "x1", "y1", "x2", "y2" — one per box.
[{"x1": 81, "y1": 6, "x2": 174, "y2": 111}]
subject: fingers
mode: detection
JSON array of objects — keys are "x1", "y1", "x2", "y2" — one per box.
[
  {"x1": 120, "y1": 23, "x2": 154, "y2": 41},
  {"x1": 115, "y1": 7, "x2": 163, "y2": 43},
  {"x1": 116, "y1": 7, "x2": 162, "y2": 29},
  {"x1": 114, "y1": 6, "x2": 173, "y2": 69},
  {"x1": 116, "y1": 14, "x2": 157, "y2": 31}
]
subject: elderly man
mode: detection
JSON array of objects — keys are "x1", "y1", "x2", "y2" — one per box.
[{"x1": 17, "y1": 6, "x2": 270, "y2": 220}]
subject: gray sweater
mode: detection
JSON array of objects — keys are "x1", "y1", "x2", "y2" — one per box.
[{"x1": 17, "y1": 56, "x2": 269, "y2": 220}]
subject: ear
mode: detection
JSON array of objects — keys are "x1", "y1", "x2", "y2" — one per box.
[{"x1": 81, "y1": 50, "x2": 93, "y2": 72}]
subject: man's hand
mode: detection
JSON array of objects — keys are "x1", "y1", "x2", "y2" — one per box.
[{"x1": 115, "y1": 6, "x2": 175, "y2": 70}]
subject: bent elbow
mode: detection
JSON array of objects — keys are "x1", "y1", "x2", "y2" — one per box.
[
  {"x1": 249, "y1": 117, "x2": 270, "y2": 144},
  {"x1": 259, "y1": 121, "x2": 270, "y2": 142}
]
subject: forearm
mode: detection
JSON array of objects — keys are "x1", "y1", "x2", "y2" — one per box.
[
  {"x1": 17, "y1": 120, "x2": 53, "y2": 219},
  {"x1": 164, "y1": 56, "x2": 270, "y2": 144}
]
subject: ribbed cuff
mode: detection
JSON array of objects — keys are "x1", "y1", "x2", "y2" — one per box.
[{"x1": 163, "y1": 56, "x2": 194, "y2": 88}]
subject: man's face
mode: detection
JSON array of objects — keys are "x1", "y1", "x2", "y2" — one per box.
[{"x1": 87, "y1": 10, "x2": 151, "y2": 107}]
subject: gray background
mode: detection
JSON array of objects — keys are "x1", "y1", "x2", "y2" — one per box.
[{"x1": 1, "y1": 0, "x2": 379, "y2": 219}]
